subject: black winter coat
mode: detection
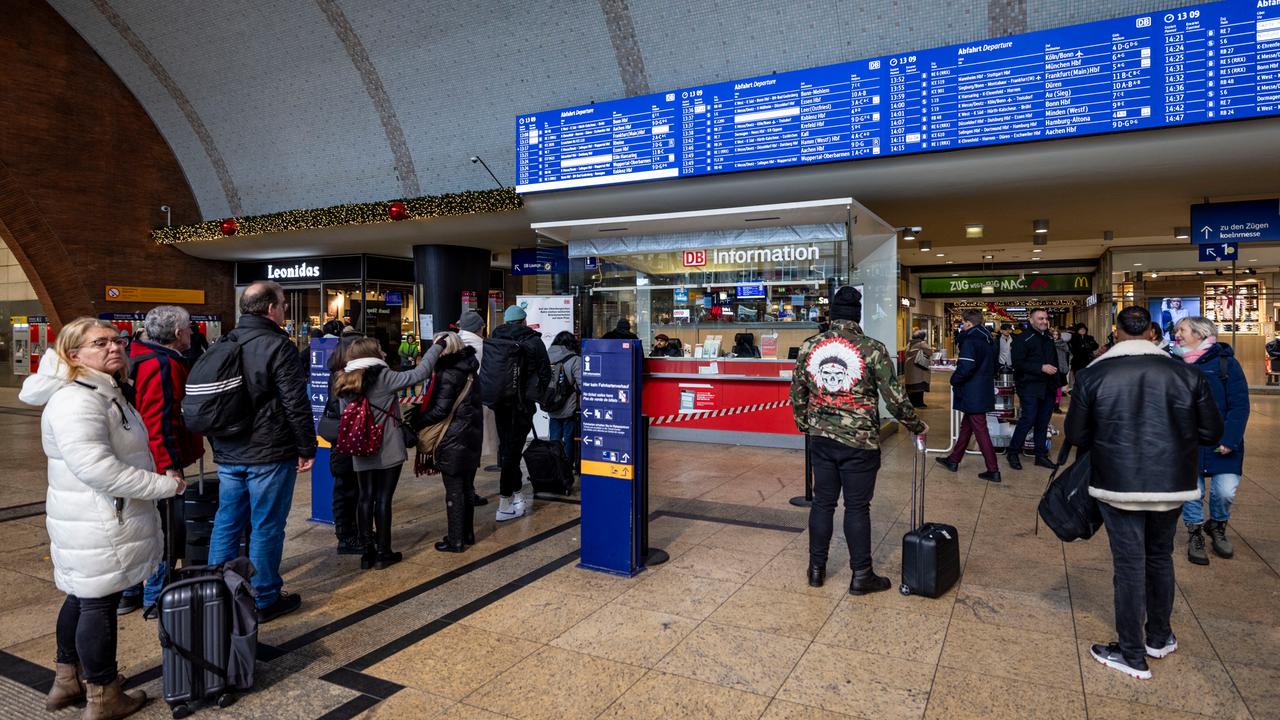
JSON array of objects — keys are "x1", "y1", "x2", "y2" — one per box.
[
  {"x1": 209, "y1": 314, "x2": 317, "y2": 465},
  {"x1": 1065, "y1": 341, "x2": 1223, "y2": 506},
  {"x1": 950, "y1": 325, "x2": 996, "y2": 414},
  {"x1": 414, "y1": 347, "x2": 483, "y2": 476},
  {"x1": 1011, "y1": 327, "x2": 1063, "y2": 397}
]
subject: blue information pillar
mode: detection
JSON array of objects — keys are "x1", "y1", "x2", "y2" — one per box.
[
  {"x1": 308, "y1": 337, "x2": 338, "y2": 524},
  {"x1": 578, "y1": 339, "x2": 650, "y2": 576}
]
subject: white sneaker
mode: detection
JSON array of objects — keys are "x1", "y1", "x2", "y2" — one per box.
[
  {"x1": 495, "y1": 495, "x2": 518, "y2": 523},
  {"x1": 1145, "y1": 634, "x2": 1178, "y2": 658},
  {"x1": 511, "y1": 492, "x2": 528, "y2": 519}
]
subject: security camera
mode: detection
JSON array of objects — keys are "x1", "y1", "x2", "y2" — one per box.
[{"x1": 470, "y1": 156, "x2": 480, "y2": 164}]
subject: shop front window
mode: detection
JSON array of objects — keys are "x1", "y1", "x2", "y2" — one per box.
[{"x1": 365, "y1": 282, "x2": 417, "y2": 366}]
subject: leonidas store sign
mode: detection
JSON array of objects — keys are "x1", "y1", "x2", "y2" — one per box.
[{"x1": 921, "y1": 273, "x2": 1092, "y2": 297}]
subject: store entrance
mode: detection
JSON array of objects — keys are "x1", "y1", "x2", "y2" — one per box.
[{"x1": 283, "y1": 287, "x2": 322, "y2": 352}]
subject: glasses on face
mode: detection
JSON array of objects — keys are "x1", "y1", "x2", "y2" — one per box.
[{"x1": 81, "y1": 337, "x2": 128, "y2": 350}]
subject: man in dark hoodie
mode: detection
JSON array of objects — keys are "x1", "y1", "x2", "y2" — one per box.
[
  {"x1": 935, "y1": 309, "x2": 1001, "y2": 482},
  {"x1": 483, "y1": 305, "x2": 552, "y2": 522},
  {"x1": 601, "y1": 318, "x2": 640, "y2": 341}
]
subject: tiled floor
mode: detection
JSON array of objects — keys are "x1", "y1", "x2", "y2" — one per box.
[{"x1": 0, "y1": 385, "x2": 1278, "y2": 719}]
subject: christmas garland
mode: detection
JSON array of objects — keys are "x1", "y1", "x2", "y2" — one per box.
[{"x1": 152, "y1": 187, "x2": 523, "y2": 245}]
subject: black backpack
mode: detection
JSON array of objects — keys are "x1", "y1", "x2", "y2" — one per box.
[
  {"x1": 479, "y1": 337, "x2": 524, "y2": 408},
  {"x1": 540, "y1": 358, "x2": 575, "y2": 413},
  {"x1": 182, "y1": 334, "x2": 255, "y2": 438},
  {"x1": 1036, "y1": 443, "x2": 1103, "y2": 542}
]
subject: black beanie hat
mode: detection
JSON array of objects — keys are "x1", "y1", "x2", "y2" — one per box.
[{"x1": 830, "y1": 285, "x2": 862, "y2": 321}]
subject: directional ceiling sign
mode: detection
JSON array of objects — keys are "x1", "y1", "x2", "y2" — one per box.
[
  {"x1": 1198, "y1": 242, "x2": 1238, "y2": 263},
  {"x1": 1190, "y1": 199, "x2": 1280, "y2": 245}
]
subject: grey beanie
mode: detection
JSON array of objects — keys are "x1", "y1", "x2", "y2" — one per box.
[{"x1": 458, "y1": 310, "x2": 484, "y2": 333}]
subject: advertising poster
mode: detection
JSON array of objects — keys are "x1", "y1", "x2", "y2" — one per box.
[
  {"x1": 1149, "y1": 297, "x2": 1200, "y2": 339},
  {"x1": 517, "y1": 295, "x2": 576, "y2": 436}
]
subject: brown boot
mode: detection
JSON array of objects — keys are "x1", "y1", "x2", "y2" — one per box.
[
  {"x1": 44, "y1": 662, "x2": 83, "y2": 711},
  {"x1": 82, "y1": 675, "x2": 146, "y2": 720}
]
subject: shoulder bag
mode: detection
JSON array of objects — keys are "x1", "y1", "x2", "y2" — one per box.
[
  {"x1": 1035, "y1": 442, "x2": 1103, "y2": 542},
  {"x1": 415, "y1": 375, "x2": 474, "y2": 474}
]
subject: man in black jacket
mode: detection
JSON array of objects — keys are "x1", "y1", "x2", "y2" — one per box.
[
  {"x1": 1006, "y1": 308, "x2": 1062, "y2": 470},
  {"x1": 935, "y1": 309, "x2": 1000, "y2": 481},
  {"x1": 207, "y1": 281, "x2": 317, "y2": 622},
  {"x1": 1066, "y1": 306, "x2": 1222, "y2": 680},
  {"x1": 486, "y1": 305, "x2": 552, "y2": 522}
]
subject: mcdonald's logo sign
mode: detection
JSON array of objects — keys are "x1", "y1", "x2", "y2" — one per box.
[{"x1": 1073, "y1": 275, "x2": 1090, "y2": 289}]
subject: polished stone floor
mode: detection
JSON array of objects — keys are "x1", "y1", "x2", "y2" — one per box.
[{"x1": 0, "y1": 385, "x2": 1278, "y2": 719}]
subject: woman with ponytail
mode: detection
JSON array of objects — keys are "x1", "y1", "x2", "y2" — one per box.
[{"x1": 335, "y1": 334, "x2": 449, "y2": 569}]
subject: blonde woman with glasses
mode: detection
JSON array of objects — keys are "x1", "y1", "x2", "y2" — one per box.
[{"x1": 20, "y1": 318, "x2": 185, "y2": 719}]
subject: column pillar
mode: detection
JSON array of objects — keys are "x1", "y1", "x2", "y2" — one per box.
[{"x1": 412, "y1": 245, "x2": 491, "y2": 336}]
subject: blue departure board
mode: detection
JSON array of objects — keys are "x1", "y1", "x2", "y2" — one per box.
[{"x1": 515, "y1": 0, "x2": 1280, "y2": 193}]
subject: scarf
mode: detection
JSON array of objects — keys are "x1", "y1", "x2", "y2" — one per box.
[
  {"x1": 345, "y1": 357, "x2": 387, "y2": 372},
  {"x1": 1181, "y1": 337, "x2": 1216, "y2": 365}
]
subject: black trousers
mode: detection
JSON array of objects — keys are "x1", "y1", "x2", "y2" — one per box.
[
  {"x1": 1099, "y1": 503, "x2": 1179, "y2": 666},
  {"x1": 493, "y1": 404, "x2": 532, "y2": 497},
  {"x1": 56, "y1": 592, "x2": 123, "y2": 685},
  {"x1": 442, "y1": 466, "x2": 478, "y2": 544},
  {"x1": 1009, "y1": 386, "x2": 1055, "y2": 456},
  {"x1": 331, "y1": 465, "x2": 359, "y2": 542},
  {"x1": 808, "y1": 436, "x2": 882, "y2": 573},
  {"x1": 356, "y1": 465, "x2": 402, "y2": 553}
]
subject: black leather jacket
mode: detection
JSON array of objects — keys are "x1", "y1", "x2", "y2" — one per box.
[
  {"x1": 1011, "y1": 327, "x2": 1063, "y2": 396},
  {"x1": 1065, "y1": 341, "x2": 1222, "y2": 505}
]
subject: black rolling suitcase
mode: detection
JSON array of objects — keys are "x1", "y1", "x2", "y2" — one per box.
[
  {"x1": 900, "y1": 438, "x2": 961, "y2": 598},
  {"x1": 523, "y1": 427, "x2": 574, "y2": 496},
  {"x1": 147, "y1": 498, "x2": 258, "y2": 718}
]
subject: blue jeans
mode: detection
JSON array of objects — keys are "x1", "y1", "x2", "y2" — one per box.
[
  {"x1": 547, "y1": 416, "x2": 577, "y2": 467},
  {"x1": 122, "y1": 562, "x2": 168, "y2": 606},
  {"x1": 208, "y1": 461, "x2": 297, "y2": 609},
  {"x1": 1181, "y1": 473, "x2": 1241, "y2": 526}
]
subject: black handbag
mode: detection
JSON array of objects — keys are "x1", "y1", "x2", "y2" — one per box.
[
  {"x1": 1036, "y1": 442, "x2": 1103, "y2": 542},
  {"x1": 317, "y1": 394, "x2": 340, "y2": 444}
]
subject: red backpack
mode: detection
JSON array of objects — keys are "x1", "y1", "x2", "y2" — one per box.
[{"x1": 334, "y1": 396, "x2": 385, "y2": 457}]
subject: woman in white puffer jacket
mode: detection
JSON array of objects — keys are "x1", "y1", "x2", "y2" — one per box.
[{"x1": 20, "y1": 318, "x2": 183, "y2": 720}]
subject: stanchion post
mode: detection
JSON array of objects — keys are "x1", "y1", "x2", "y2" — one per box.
[
  {"x1": 640, "y1": 417, "x2": 668, "y2": 566},
  {"x1": 789, "y1": 433, "x2": 813, "y2": 507}
]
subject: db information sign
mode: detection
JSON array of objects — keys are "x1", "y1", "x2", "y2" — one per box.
[{"x1": 1191, "y1": 199, "x2": 1280, "y2": 245}]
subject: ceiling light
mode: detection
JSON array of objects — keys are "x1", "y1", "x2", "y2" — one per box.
[
  {"x1": 1032, "y1": 271, "x2": 1040, "y2": 274},
  {"x1": 1174, "y1": 226, "x2": 1191, "y2": 240},
  {"x1": 946, "y1": 260, "x2": 954, "y2": 264},
  {"x1": 965, "y1": 224, "x2": 984, "y2": 238},
  {"x1": 902, "y1": 227, "x2": 919, "y2": 241},
  {"x1": 951, "y1": 273, "x2": 959, "y2": 277},
  {"x1": 1133, "y1": 263, "x2": 1144, "y2": 266},
  {"x1": 1198, "y1": 271, "x2": 1206, "y2": 275},
  {"x1": 1151, "y1": 272, "x2": 1159, "y2": 278},
  {"x1": 920, "y1": 240, "x2": 932, "y2": 251},
  {"x1": 1033, "y1": 219, "x2": 1049, "y2": 234},
  {"x1": 1103, "y1": 230, "x2": 1114, "y2": 242},
  {"x1": 1033, "y1": 257, "x2": 1042, "y2": 261},
  {"x1": 936, "y1": 253, "x2": 945, "y2": 257},
  {"x1": 1249, "y1": 258, "x2": 1258, "y2": 262},
  {"x1": 983, "y1": 254, "x2": 994, "y2": 260},
  {"x1": 1032, "y1": 249, "x2": 1043, "y2": 253}
]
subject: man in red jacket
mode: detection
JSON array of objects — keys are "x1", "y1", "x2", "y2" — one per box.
[{"x1": 117, "y1": 305, "x2": 205, "y2": 615}]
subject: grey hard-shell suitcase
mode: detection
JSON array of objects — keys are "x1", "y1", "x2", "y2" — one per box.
[
  {"x1": 148, "y1": 497, "x2": 257, "y2": 718},
  {"x1": 900, "y1": 438, "x2": 961, "y2": 598}
]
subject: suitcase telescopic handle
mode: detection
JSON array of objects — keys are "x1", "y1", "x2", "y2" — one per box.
[{"x1": 913, "y1": 436, "x2": 926, "y2": 529}]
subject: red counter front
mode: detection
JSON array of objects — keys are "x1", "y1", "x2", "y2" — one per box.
[{"x1": 643, "y1": 358, "x2": 802, "y2": 448}]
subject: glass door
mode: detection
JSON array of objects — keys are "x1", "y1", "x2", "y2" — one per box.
[{"x1": 283, "y1": 287, "x2": 321, "y2": 352}]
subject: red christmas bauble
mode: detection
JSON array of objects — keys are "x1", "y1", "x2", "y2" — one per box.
[
  {"x1": 219, "y1": 218, "x2": 238, "y2": 236},
  {"x1": 388, "y1": 201, "x2": 409, "y2": 221}
]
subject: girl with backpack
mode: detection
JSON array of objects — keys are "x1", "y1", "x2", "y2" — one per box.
[
  {"x1": 412, "y1": 332, "x2": 484, "y2": 552},
  {"x1": 545, "y1": 331, "x2": 582, "y2": 468},
  {"x1": 335, "y1": 336, "x2": 448, "y2": 569}
]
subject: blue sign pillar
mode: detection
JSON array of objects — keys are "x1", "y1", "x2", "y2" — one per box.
[
  {"x1": 309, "y1": 337, "x2": 338, "y2": 524},
  {"x1": 578, "y1": 339, "x2": 655, "y2": 576}
]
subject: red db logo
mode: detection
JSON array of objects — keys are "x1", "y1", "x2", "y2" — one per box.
[{"x1": 682, "y1": 250, "x2": 706, "y2": 267}]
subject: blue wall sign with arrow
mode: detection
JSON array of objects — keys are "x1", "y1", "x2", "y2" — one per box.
[
  {"x1": 1191, "y1": 199, "x2": 1280, "y2": 245},
  {"x1": 1198, "y1": 243, "x2": 1238, "y2": 262}
]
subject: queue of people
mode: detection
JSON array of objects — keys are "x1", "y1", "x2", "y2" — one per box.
[{"x1": 19, "y1": 279, "x2": 1258, "y2": 720}]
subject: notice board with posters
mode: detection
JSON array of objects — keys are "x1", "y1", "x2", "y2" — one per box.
[{"x1": 517, "y1": 295, "x2": 576, "y2": 436}]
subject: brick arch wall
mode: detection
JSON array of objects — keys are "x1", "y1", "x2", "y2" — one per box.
[{"x1": 0, "y1": 0, "x2": 232, "y2": 329}]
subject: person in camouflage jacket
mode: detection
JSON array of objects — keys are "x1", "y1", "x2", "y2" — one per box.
[{"x1": 790, "y1": 286, "x2": 927, "y2": 596}]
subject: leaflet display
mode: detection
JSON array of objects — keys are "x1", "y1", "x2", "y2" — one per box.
[{"x1": 516, "y1": 0, "x2": 1280, "y2": 193}]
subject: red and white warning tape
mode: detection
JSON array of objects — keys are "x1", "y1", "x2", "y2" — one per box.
[{"x1": 650, "y1": 399, "x2": 792, "y2": 426}]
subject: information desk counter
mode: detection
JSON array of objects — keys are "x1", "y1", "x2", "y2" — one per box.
[{"x1": 642, "y1": 357, "x2": 801, "y2": 448}]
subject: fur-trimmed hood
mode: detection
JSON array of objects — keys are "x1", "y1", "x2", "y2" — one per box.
[{"x1": 1087, "y1": 338, "x2": 1169, "y2": 367}]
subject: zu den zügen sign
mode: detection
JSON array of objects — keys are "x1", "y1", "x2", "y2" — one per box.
[{"x1": 920, "y1": 274, "x2": 1092, "y2": 297}]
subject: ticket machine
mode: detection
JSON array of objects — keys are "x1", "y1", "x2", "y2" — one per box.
[
  {"x1": 10, "y1": 316, "x2": 30, "y2": 377},
  {"x1": 28, "y1": 315, "x2": 53, "y2": 374}
]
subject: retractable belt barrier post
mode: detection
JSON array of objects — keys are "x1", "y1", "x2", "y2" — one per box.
[
  {"x1": 578, "y1": 339, "x2": 662, "y2": 576},
  {"x1": 789, "y1": 434, "x2": 814, "y2": 507}
]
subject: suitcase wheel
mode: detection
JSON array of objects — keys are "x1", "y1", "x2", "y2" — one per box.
[
  {"x1": 899, "y1": 583, "x2": 911, "y2": 596},
  {"x1": 170, "y1": 703, "x2": 192, "y2": 719},
  {"x1": 217, "y1": 692, "x2": 237, "y2": 708}
]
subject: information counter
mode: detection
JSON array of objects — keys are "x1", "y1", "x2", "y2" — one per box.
[{"x1": 642, "y1": 357, "x2": 801, "y2": 448}]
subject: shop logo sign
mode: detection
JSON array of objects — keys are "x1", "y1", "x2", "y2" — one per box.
[
  {"x1": 683, "y1": 250, "x2": 706, "y2": 267},
  {"x1": 267, "y1": 262, "x2": 321, "y2": 280}
]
